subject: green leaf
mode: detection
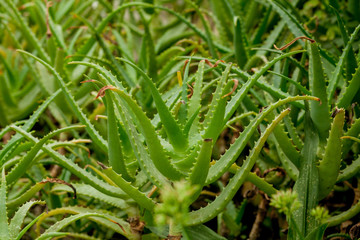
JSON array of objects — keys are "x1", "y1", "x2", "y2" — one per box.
[
  {"x1": 318, "y1": 109, "x2": 345, "y2": 200},
  {"x1": 337, "y1": 66, "x2": 360, "y2": 108},
  {"x1": 337, "y1": 155, "x2": 360, "y2": 182},
  {"x1": 7, "y1": 183, "x2": 48, "y2": 210},
  {"x1": 308, "y1": 42, "x2": 331, "y2": 142},
  {"x1": 0, "y1": 168, "x2": 10, "y2": 240},
  {"x1": 187, "y1": 138, "x2": 213, "y2": 201},
  {"x1": 292, "y1": 105, "x2": 319, "y2": 237},
  {"x1": 234, "y1": 16, "x2": 248, "y2": 68},
  {"x1": 102, "y1": 167, "x2": 156, "y2": 211},
  {"x1": 104, "y1": 92, "x2": 132, "y2": 181},
  {"x1": 203, "y1": 64, "x2": 232, "y2": 141},
  {"x1": 51, "y1": 183, "x2": 128, "y2": 209},
  {"x1": 9, "y1": 201, "x2": 45, "y2": 239},
  {"x1": 184, "y1": 224, "x2": 227, "y2": 240}
]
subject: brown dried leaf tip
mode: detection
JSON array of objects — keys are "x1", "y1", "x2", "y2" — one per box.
[
  {"x1": 182, "y1": 59, "x2": 189, "y2": 73},
  {"x1": 97, "y1": 161, "x2": 108, "y2": 170},
  {"x1": 274, "y1": 36, "x2": 315, "y2": 51},
  {"x1": 205, "y1": 59, "x2": 225, "y2": 68},
  {"x1": 41, "y1": 177, "x2": 77, "y2": 199},
  {"x1": 108, "y1": 218, "x2": 126, "y2": 233},
  {"x1": 96, "y1": 85, "x2": 117, "y2": 99},
  {"x1": 187, "y1": 83, "x2": 194, "y2": 99},
  {"x1": 221, "y1": 79, "x2": 239, "y2": 99}
]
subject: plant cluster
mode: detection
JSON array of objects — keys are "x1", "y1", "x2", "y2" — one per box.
[{"x1": 0, "y1": 0, "x2": 360, "y2": 239}]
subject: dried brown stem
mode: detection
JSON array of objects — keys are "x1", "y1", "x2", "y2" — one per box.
[
  {"x1": 205, "y1": 59, "x2": 225, "y2": 68},
  {"x1": 96, "y1": 85, "x2": 117, "y2": 99},
  {"x1": 221, "y1": 79, "x2": 238, "y2": 98},
  {"x1": 40, "y1": 177, "x2": 76, "y2": 199},
  {"x1": 187, "y1": 83, "x2": 194, "y2": 98},
  {"x1": 274, "y1": 36, "x2": 315, "y2": 51}
]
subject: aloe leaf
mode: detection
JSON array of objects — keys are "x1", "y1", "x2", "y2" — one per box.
[
  {"x1": 111, "y1": 87, "x2": 184, "y2": 180},
  {"x1": 337, "y1": 155, "x2": 360, "y2": 182},
  {"x1": 187, "y1": 138, "x2": 213, "y2": 201},
  {"x1": 272, "y1": 122, "x2": 301, "y2": 169},
  {"x1": 101, "y1": 167, "x2": 156, "y2": 211},
  {"x1": 17, "y1": 50, "x2": 108, "y2": 152},
  {"x1": 224, "y1": 50, "x2": 305, "y2": 124},
  {"x1": 51, "y1": 183, "x2": 128, "y2": 209},
  {"x1": 118, "y1": 58, "x2": 188, "y2": 152},
  {"x1": 342, "y1": 118, "x2": 360, "y2": 157},
  {"x1": 186, "y1": 108, "x2": 290, "y2": 225},
  {"x1": 268, "y1": 71, "x2": 311, "y2": 95},
  {"x1": 292, "y1": 105, "x2": 319, "y2": 237},
  {"x1": 103, "y1": 92, "x2": 132, "y2": 181},
  {"x1": 318, "y1": 109, "x2": 345, "y2": 200},
  {"x1": 0, "y1": 168, "x2": 10, "y2": 240},
  {"x1": 140, "y1": 10, "x2": 157, "y2": 82},
  {"x1": 184, "y1": 224, "x2": 227, "y2": 240},
  {"x1": 337, "y1": 66, "x2": 360, "y2": 108},
  {"x1": 327, "y1": 200, "x2": 360, "y2": 227},
  {"x1": 7, "y1": 182, "x2": 47, "y2": 210},
  {"x1": 252, "y1": 5, "x2": 272, "y2": 45},
  {"x1": 188, "y1": 60, "x2": 204, "y2": 117},
  {"x1": 6, "y1": 125, "x2": 85, "y2": 185},
  {"x1": 304, "y1": 223, "x2": 328, "y2": 240},
  {"x1": 187, "y1": 60, "x2": 204, "y2": 136},
  {"x1": 206, "y1": 96, "x2": 319, "y2": 184},
  {"x1": 203, "y1": 64, "x2": 232, "y2": 140},
  {"x1": 82, "y1": 164, "x2": 117, "y2": 187},
  {"x1": 9, "y1": 201, "x2": 45, "y2": 239},
  {"x1": 327, "y1": 24, "x2": 360, "y2": 103},
  {"x1": 308, "y1": 42, "x2": 331, "y2": 142},
  {"x1": 234, "y1": 16, "x2": 248, "y2": 68}
]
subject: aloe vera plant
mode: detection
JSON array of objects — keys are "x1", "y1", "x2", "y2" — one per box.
[{"x1": 1, "y1": 0, "x2": 360, "y2": 239}]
